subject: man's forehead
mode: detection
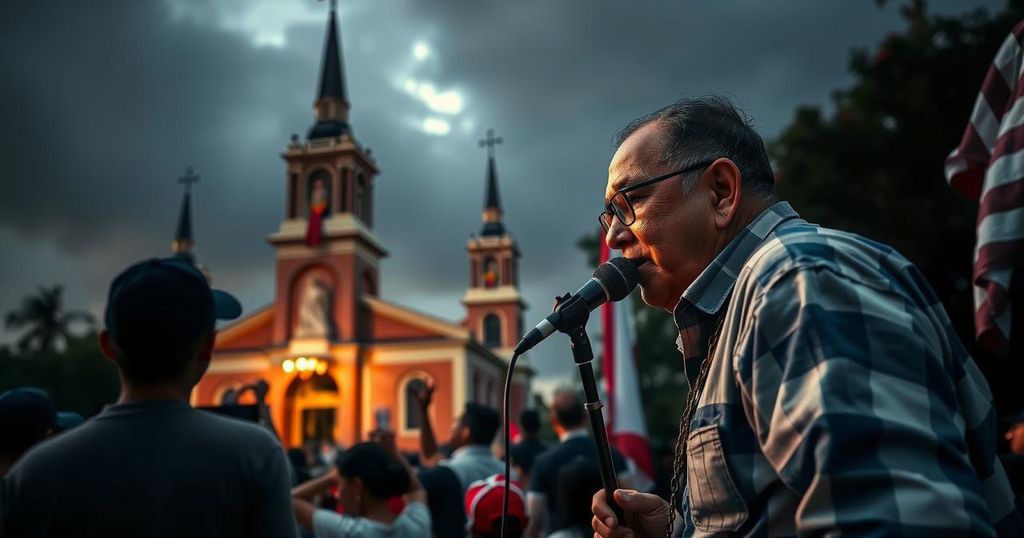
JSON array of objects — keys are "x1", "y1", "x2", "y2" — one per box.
[{"x1": 607, "y1": 126, "x2": 666, "y2": 191}]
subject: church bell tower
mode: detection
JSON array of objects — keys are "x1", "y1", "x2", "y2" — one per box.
[
  {"x1": 267, "y1": 3, "x2": 385, "y2": 348},
  {"x1": 463, "y1": 130, "x2": 526, "y2": 360}
]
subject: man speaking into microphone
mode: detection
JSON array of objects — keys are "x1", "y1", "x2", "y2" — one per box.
[{"x1": 591, "y1": 96, "x2": 1023, "y2": 537}]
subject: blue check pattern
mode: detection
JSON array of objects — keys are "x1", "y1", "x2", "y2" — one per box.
[{"x1": 672, "y1": 201, "x2": 1024, "y2": 537}]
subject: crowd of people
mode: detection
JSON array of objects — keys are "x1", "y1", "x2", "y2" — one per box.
[
  {"x1": 6, "y1": 95, "x2": 1024, "y2": 537},
  {"x1": 0, "y1": 257, "x2": 630, "y2": 537}
]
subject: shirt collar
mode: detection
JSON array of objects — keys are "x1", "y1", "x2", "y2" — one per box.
[
  {"x1": 674, "y1": 201, "x2": 800, "y2": 319},
  {"x1": 671, "y1": 201, "x2": 801, "y2": 373},
  {"x1": 559, "y1": 427, "x2": 589, "y2": 442},
  {"x1": 450, "y1": 444, "x2": 495, "y2": 460}
]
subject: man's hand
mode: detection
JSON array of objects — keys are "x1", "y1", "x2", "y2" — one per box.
[
  {"x1": 413, "y1": 382, "x2": 435, "y2": 411},
  {"x1": 592, "y1": 489, "x2": 670, "y2": 538}
]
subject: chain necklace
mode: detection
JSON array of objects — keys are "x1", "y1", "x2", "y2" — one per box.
[{"x1": 665, "y1": 313, "x2": 726, "y2": 538}]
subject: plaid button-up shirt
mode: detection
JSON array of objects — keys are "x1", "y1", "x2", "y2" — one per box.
[{"x1": 673, "y1": 201, "x2": 1023, "y2": 537}]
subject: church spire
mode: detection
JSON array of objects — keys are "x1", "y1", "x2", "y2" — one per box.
[
  {"x1": 308, "y1": 1, "x2": 351, "y2": 140},
  {"x1": 479, "y1": 129, "x2": 505, "y2": 236},
  {"x1": 172, "y1": 166, "x2": 199, "y2": 259}
]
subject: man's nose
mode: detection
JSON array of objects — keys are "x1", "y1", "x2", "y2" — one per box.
[{"x1": 604, "y1": 217, "x2": 635, "y2": 250}]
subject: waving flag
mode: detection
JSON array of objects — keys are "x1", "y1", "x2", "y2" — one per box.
[
  {"x1": 945, "y1": 21, "x2": 1024, "y2": 357},
  {"x1": 600, "y1": 240, "x2": 654, "y2": 480}
]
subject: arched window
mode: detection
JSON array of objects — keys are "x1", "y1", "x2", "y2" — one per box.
[
  {"x1": 482, "y1": 257, "x2": 498, "y2": 288},
  {"x1": 307, "y1": 169, "x2": 332, "y2": 217},
  {"x1": 355, "y1": 173, "x2": 366, "y2": 220},
  {"x1": 363, "y1": 177, "x2": 373, "y2": 227},
  {"x1": 403, "y1": 377, "x2": 429, "y2": 430},
  {"x1": 339, "y1": 167, "x2": 350, "y2": 212},
  {"x1": 288, "y1": 173, "x2": 299, "y2": 218},
  {"x1": 483, "y1": 314, "x2": 502, "y2": 348}
]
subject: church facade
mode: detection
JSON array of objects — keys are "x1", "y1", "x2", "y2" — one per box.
[{"x1": 188, "y1": 7, "x2": 532, "y2": 451}]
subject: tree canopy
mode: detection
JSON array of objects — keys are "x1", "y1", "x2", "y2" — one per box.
[
  {"x1": 5, "y1": 285, "x2": 94, "y2": 354},
  {"x1": 772, "y1": 0, "x2": 1024, "y2": 411}
]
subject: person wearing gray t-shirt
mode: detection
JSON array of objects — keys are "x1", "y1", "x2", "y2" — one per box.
[
  {"x1": 0, "y1": 257, "x2": 298, "y2": 538},
  {"x1": 292, "y1": 430, "x2": 431, "y2": 537}
]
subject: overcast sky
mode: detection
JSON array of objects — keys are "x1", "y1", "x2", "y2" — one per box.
[{"x1": 0, "y1": 0, "x2": 1002, "y2": 382}]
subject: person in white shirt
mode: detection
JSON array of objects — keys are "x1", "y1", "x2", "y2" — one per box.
[
  {"x1": 292, "y1": 430, "x2": 430, "y2": 538},
  {"x1": 414, "y1": 382, "x2": 503, "y2": 494}
]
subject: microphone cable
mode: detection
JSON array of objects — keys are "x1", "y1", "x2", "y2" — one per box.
[{"x1": 500, "y1": 351, "x2": 521, "y2": 538}]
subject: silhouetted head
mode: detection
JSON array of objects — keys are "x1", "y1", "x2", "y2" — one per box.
[
  {"x1": 99, "y1": 257, "x2": 240, "y2": 388},
  {"x1": 335, "y1": 442, "x2": 410, "y2": 515},
  {"x1": 450, "y1": 402, "x2": 500, "y2": 450}
]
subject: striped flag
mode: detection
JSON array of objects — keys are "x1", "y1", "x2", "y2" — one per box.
[
  {"x1": 945, "y1": 21, "x2": 1024, "y2": 357},
  {"x1": 600, "y1": 240, "x2": 654, "y2": 481}
]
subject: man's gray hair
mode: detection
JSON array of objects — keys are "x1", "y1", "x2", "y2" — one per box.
[{"x1": 614, "y1": 95, "x2": 776, "y2": 198}]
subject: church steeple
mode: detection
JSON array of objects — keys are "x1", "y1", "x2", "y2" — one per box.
[
  {"x1": 271, "y1": 0, "x2": 384, "y2": 346},
  {"x1": 479, "y1": 129, "x2": 505, "y2": 237},
  {"x1": 172, "y1": 166, "x2": 199, "y2": 260},
  {"x1": 308, "y1": 2, "x2": 350, "y2": 140},
  {"x1": 463, "y1": 129, "x2": 525, "y2": 359}
]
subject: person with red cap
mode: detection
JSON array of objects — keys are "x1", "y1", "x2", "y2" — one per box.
[{"x1": 465, "y1": 474, "x2": 528, "y2": 538}]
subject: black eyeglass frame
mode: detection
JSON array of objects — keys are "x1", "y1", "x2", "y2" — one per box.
[{"x1": 599, "y1": 159, "x2": 716, "y2": 232}]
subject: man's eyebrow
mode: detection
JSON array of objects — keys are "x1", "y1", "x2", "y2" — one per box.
[{"x1": 608, "y1": 174, "x2": 639, "y2": 192}]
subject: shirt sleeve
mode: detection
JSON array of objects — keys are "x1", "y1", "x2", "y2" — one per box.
[
  {"x1": 250, "y1": 444, "x2": 301, "y2": 538},
  {"x1": 734, "y1": 264, "x2": 996, "y2": 535}
]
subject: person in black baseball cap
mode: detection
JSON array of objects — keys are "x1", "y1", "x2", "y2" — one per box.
[
  {"x1": 1, "y1": 258, "x2": 298, "y2": 538},
  {"x1": 100, "y1": 256, "x2": 241, "y2": 393}
]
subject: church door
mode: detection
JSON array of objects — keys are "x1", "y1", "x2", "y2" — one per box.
[{"x1": 285, "y1": 373, "x2": 341, "y2": 448}]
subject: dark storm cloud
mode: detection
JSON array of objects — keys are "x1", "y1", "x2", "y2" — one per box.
[{"x1": 0, "y1": 0, "x2": 1002, "y2": 378}]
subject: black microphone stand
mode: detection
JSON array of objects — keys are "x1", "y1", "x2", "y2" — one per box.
[{"x1": 553, "y1": 293, "x2": 625, "y2": 523}]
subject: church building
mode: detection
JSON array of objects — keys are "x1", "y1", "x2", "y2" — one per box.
[{"x1": 186, "y1": 6, "x2": 532, "y2": 451}]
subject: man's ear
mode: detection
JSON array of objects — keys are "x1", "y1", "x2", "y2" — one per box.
[
  {"x1": 707, "y1": 158, "x2": 743, "y2": 230},
  {"x1": 99, "y1": 330, "x2": 118, "y2": 361},
  {"x1": 196, "y1": 330, "x2": 216, "y2": 365}
]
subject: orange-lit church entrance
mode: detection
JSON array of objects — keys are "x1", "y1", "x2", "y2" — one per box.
[{"x1": 188, "y1": 5, "x2": 532, "y2": 452}]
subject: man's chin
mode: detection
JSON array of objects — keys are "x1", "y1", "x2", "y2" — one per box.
[{"x1": 638, "y1": 286, "x2": 670, "y2": 312}]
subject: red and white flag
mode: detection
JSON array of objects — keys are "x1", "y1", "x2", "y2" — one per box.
[
  {"x1": 945, "y1": 21, "x2": 1024, "y2": 357},
  {"x1": 600, "y1": 240, "x2": 654, "y2": 482}
]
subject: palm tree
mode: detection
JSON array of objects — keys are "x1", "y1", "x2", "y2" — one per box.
[{"x1": 5, "y1": 285, "x2": 94, "y2": 354}]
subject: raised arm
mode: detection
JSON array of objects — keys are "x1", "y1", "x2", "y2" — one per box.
[
  {"x1": 414, "y1": 382, "x2": 440, "y2": 466},
  {"x1": 290, "y1": 467, "x2": 338, "y2": 529}
]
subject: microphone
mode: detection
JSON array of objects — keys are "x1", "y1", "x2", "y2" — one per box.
[{"x1": 514, "y1": 256, "x2": 640, "y2": 355}]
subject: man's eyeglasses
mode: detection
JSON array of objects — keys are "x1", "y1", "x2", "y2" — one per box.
[{"x1": 599, "y1": 159, "x2": 715, "y2": 232}]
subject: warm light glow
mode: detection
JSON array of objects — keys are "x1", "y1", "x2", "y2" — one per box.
[{"x1": 285, "y1": 356, "x2": 329, "y2": 376}]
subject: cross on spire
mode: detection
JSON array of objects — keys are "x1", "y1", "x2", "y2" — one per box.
[
  {"x1": 319, "y1": 0, "x2": 337, "y2": 13},
  {"x1": 178, "y1": 166, "x2": 200, "y2": 194},
  {"x1": 478, "y1": 129, "x2": 502, "y2": 159}
]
